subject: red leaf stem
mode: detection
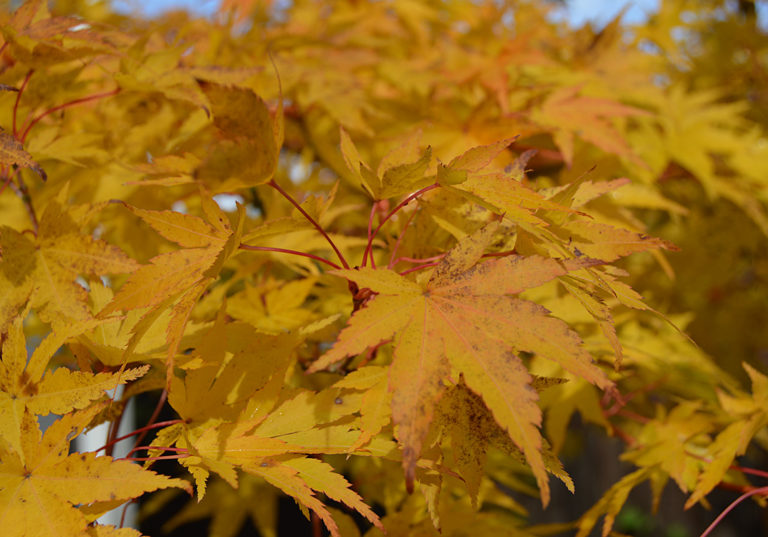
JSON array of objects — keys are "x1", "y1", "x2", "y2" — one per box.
[
  {"x1": 367, "y1": 203, "x2": 377, "y2": 268},
  {"x1": 239, "y1": 243, "x2": 341, "y2": 270},
  {"x1": 396, "y1": 254, "x2": 446, "y2": 264},
  {"x1": 119, "y1": 455, "x2": 187, "y2": 462},
  {"x1": 387, "y1": 208, "x2": 418, "y2": 269},
  {"x1": 699, "y1": 486, "x2": 768, "y2": 537},
  {"x1": 399, "y1": 261, "x2": 440, "y2": 276},
  {"x1": 268, "y1": 179, "x2": 350, "y2": 268},
  {"x1": 12, "y1": 69, "x2": 33, "y2": 137},
  {"x1": 20, "y1": 87, "x2": 120, "y2": 143},
  {"x1": 615, "y1": 408, "x2": 651, "y2": 424},
  {"x1": 125, "y1": 445, "x2": 188, "y2": 458},
  {"x1": 95, "y1": 420, "x2": 182, "y2": 455},
  {"x1": 362, "y1": 182, "x2": 439, "y2": 267}
]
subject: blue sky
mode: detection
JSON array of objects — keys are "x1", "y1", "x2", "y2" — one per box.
[
  {"x1": 551, "y1": 0, "x2": 659, "y2": 27},
  {"x1": 113, "y1": 0, "x2": 661, "y2": 27}
]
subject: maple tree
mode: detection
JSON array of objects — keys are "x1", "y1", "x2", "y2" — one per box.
[{"x1": 0, "y1": 0, "x2": 767, "y2": 536}]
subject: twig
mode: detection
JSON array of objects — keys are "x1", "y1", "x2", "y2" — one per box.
[{"x1": 9, "y1": 174, "x2": 38, "y2": 234}]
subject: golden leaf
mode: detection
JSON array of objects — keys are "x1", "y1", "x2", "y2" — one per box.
[{"x1": 310, "y1": 224, "x2": 613, "y2": 503}]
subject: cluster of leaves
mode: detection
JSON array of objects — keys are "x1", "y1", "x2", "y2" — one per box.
[{"x1": 1, "y1": 1, "x2": 767, "y2": 536}]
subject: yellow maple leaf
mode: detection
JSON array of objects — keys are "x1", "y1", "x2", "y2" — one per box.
[
  {"x1": 0, "y1": 199, "x2": 139, "y2": 330},
  {"x1": 194, "y1": 82, "x2": 280, "y2": 192},
  {"x1": 99, "y1": 198, "x2": 246, "y2": 383},
  {"x1": 247, "y1": 456, "x2": 382, "y2": 537},
  {"x1": 0, "y1": 317, "x2": 148, "y2": 457},
  {"x1": 168, "y1": 385, "x2": 384, "y2": 537},
  {"x1": 167, "y1": 318, "x2": 300, "y2": 426},
  {"x1": 340, "y1": 127, "x2": 433, "y2": 200},
  {"x1": 684, "y1": 364, "x2": 768, "y2": 509},
  {"x1": 334, "y1": 365, "x2": 391, "y2": 451},
  {"x1": 100, "y1": 197, "x2": 242, "y2": 315},
  {"x1": 144, "y1": 316, "x2": 388, "y2": 536},
  {"x1": 437, "y1": 139, "x2": 577, "y2": 227},
  {"x1": 0, "y1": 405, "x2": 190, "y2": 537}
]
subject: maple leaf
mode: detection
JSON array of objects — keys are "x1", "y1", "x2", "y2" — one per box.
[
  {"x1": 0, "y1": 129, "x2": 46, "y2": 181},
  {"x1": 340, "y1": 127, "x2": 433, "y2": 200},
  {"x1": 99, "y1": 197, "x2": 246, "y2": 380},
  {"x1": 247, "y1": 456, "x2": 382, "y2": 537},
  {"x1": 0, "y1": 405, "x2": 190, "y2": 537},
  {"x1": 226, "y1": 277, "x2": 321, "y2": 334},
  {"x1": 0, "y1": 317, "x2": 148, "y2": 456},
  {"x1": 180, "y1": 382, "x2": 378, "y2": 483},
  {"x1": 147, "y1": 318, "x2": 385, "y2": 536},
  {"x1": 69, "y1": 280, "x2": 177, "y2": 368},
  {"x1": 530, "y1": 86, "x2": 649, "y2": 166},
  {"x1": 309, "y1": 223, "x2": 613, "y2": 504},
  {"x1": 684, "y1": 363, "x2": 768, "y2": 508},
  {"x1": 100, "y1": 197, "x2": 243, "y2": 316},
  {"x1": 170, "y1": 384, "x2": 385, "y2": 537},
  {"x1": 622, "y1": 401, "x2": 714, "y2": 492},
  {"x1": 167, "y1": 318, "x2": 300, "y2": 426},
  {"x1": 0, "y1": 0, "x2": 130, "y2": 66},
  {"x1": 436, "y1": 382, "x2": 574, "y2": 507},
  {"x1": 333, "y1": 365, "x2": 392, "y2": 452},
  {"x1": 436, "y1": 139, "x2": 579, "y2": 227},
  {"x1": 0, "y1": 199, "x2": 139, "y2": 331},
  {"x1": 194, "y1": 82, "x2": 280, "y2": 192},
  {"x1": 115, "y1": 45, "x2": 210, "y2": 110}
]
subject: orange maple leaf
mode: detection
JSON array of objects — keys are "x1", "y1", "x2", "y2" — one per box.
[
  {"x1": 309, "y1": 223, "x2": 613, "y2": 504},
  {"x1": 531, "y1": 86, "x2": 650, "y2": 166}
]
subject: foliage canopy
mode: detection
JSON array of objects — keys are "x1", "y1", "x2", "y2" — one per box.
[{"x1": 1, "y1": 0, "x2": 767, "y2": 536}]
